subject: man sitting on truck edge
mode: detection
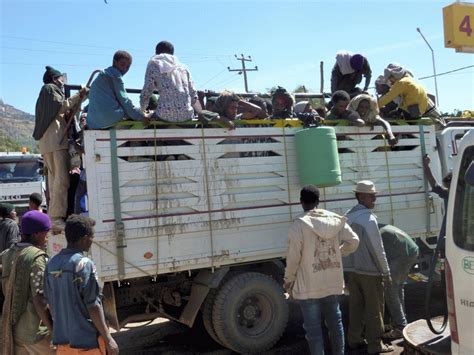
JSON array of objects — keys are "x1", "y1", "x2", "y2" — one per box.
[
  {"x1": 87, "y1": 50, "x2": 152, "y2": 129},
  {"x1": 140, "y1": 40, "x2": 202, "y2": 123},
  {"x1": 348, "y1": 94, "x2": 398, "y2": 146},
  {"x1": 44, "y1": 214, "x2": 119, "y2": 355},
  {"x1": 271, "y1": 86, "x2": 295, "y2": 119},
  {"x1": 343, "y1": 180, "x2": 393, "y2": 353},
  {"x1": 1, "y1": 211, "x2": 54, "y2": 354},
  {"x1": 34, "y1": 65, "x2": 89, "y2": 232},
  {"x1": 284, "y1": 185, "x2": 359, "y2": 355},
  {"x1": 326, "y1": 90, "x2": 365, "y2": 126}
]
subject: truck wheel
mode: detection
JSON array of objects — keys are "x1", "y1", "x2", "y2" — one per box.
[
  {"x1": 202, "y1": 289, "x2": 224, "y2": 345},
  {"x1": 212, "y1": 272, "x2": 288, "y2": 353}
]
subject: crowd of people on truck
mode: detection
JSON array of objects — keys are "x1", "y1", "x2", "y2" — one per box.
[
  {"x1": 31, "y1": 42, "x2": 446, "y2": 231},
  {"x1": 0, "y1": 40, "x2": 452, "y2": 354}
]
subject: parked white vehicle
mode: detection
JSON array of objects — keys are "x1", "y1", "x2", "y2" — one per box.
[
  {"x1": 0, "y1": 152, "x2": 45, "y2": 214},
  {"x1": 445, "y1": 128, "x2": 474, "y2": 355},
  {"x1": 47, "y1": 121, "x2": 468, "y2": 352}
]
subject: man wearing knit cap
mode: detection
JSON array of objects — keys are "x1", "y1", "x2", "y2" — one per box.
[
  {"x1": 1, "y1": 210, "x2": 54, "y2": 354},
  {"x1": 331, "y1": 51, "x2": 372, "y2": 97},
  {"x1": 34, "y1": 65, "x2": 89, "y2": 232},
  {"x1": 343, "y1": 180, "x2": 393, "y2": 353},
  {"x1": 0, "y1": 202, "x2": 20, "y2": 253}
]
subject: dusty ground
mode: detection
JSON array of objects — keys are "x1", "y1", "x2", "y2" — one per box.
[{"x1": 112, "y1": 281, "x2": 447, "y2": 354}]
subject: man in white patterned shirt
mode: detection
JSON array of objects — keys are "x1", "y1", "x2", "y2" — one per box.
[{"x1": 140, "y1": 41, "x2": 201, "y2": 122}]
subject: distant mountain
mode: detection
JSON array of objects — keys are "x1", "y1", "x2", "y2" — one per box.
[
  {"x1": 0, "y1": 99, "x2": 35, "y2": 121},
  {"x1": 0, "y1": 99, "x2": 38, "y2": 152}
]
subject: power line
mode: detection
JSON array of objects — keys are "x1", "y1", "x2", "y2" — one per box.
[
  {"x1": 0, "y1": 35, "x2": 233, "y2": 58},
  {"x1": 419, "y1": 65, "x2": 474, "y2": 80},
  {"x1": 199, "y1": 68, "x2": 228, "y2": 88}
]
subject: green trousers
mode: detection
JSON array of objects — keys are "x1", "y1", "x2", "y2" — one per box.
[{"x1": 346, "y1": 272, "x2": 385, "y2": 349}]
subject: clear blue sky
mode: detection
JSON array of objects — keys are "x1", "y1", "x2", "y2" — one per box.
[{"x1": 1, "y1": 0, "x2": 473, "y2": 115}]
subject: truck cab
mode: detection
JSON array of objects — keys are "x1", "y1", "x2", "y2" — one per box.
[
  {"x1": 0, "y1": 152, "x2": 45, "y2": 215},
  {"x1": 445, "y1": 128, "x2": 474, "y2": 354}
]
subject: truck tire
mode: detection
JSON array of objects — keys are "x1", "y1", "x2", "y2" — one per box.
[
  {"x1": 202, "y1": 289, "x2": 224, "y2": 345},
  {"x1": 211, "y1": 272, "x2": 288, "y2": 353}
]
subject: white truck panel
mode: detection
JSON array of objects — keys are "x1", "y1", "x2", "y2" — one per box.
[{"x1": 83, "y1": 125, "x2": 443, "y2": 284}]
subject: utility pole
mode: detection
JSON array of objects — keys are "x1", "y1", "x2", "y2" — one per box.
[
  {"x1": 228, "y1": 54, "x2": 258, "y2": 93},
  {"x1": 417, "y1": 27, "x2": 440, "y2": 106}
]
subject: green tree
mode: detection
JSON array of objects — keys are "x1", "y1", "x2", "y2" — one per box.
[{"x1": 0, "y1": 131, "x2": 23, "y2": 152}]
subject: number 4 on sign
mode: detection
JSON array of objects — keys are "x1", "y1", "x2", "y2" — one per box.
[{"x1": 459, "y1": 15, "x2": 473, "y2": 37}]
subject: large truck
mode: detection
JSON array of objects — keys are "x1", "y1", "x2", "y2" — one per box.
[
  {"x1": 47, "y1": 116, "x2": 469, "y2": 353},
  {"x1": 0, "y1": 151, "x2": 45, "y2": 215}
]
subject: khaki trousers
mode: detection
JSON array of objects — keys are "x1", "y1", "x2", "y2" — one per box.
[
  {"x1": 346, "y1": 272, "x2": 385, "y2": 349},
  {"x1": 43, "y1": 149, "x2": 70, "y2": 219}
]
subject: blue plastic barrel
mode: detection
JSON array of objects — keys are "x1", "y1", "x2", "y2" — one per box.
[{"x1": 295, "y1": 127, "x2": 341, "y2": 187}]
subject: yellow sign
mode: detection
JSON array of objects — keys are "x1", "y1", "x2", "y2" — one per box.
[{"x1": 443, "y1": 2, "x2": 474, "y2": 52}]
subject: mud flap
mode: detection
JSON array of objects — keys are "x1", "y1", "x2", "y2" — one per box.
[
  {"x1": 179, "y1": 268, "x2": 229, "y2": 327},
  {"x1": 102, "y1": 282, "x2": 120, "y2": 331}
]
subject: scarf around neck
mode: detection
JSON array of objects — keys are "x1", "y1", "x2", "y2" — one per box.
[{"x1": 33, "y1": 83, "x2": 65, "y2": 140}]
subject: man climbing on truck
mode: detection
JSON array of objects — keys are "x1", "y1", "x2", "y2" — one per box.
[{"x1": 34, "y1": 65, "x2": 89, "y2": 232}]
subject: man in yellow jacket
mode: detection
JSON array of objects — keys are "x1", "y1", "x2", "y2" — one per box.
[
  {"x1": 284, "y1": 185, "x2": 359, "y2": 355},
  {"x1": 378, "y1": 64, "x2": 428, "y2": 119}
]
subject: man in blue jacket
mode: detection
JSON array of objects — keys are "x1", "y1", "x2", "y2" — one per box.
[
  {"x1": 343, "y1": 180, "x2": 393, "y2": 354},
  {"x1": 87, "y1": 50, "x2": 152, "y2": 129}
]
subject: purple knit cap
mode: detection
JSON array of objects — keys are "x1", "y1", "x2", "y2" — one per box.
[
  {"x1": 21, "y1": 211, "x2": 52, "y2": 235},
  {"x1": 350, "y1": 54, "x2": 365, "y2": 71}
]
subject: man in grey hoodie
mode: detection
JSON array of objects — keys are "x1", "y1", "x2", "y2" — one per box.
[
  {"x1": 343, "y1": 180, "x2": 393, "y2": 354},
  {"x1": 284, "y1": 185, "x2": 359, "y2": 355}
]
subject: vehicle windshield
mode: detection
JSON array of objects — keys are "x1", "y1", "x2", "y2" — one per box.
[
  {"x1": 453, "y1": 146, "x2": 474, "y2": 251},
  {"x1": 0, "y1": 159, "x2": 42, "y2": 183}
]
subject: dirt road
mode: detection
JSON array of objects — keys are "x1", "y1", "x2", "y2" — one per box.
[{"x1": 112, "y1": 281, "x2": 447, "y2": 354}]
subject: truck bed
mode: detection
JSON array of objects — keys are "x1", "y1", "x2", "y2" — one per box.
[{"x1": 82, "y1": 124, "x2": 443, "y2": 283}]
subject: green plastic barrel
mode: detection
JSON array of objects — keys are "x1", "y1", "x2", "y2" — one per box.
[{"x1": 295, "y1": 127, "x2": 341, "y2": 187}]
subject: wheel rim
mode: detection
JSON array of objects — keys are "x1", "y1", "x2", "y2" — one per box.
[{"x1": 236, "y1": 292, "x2": 274, "y2": 336}]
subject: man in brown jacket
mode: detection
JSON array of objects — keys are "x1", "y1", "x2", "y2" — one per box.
[
  {"x1": 33, "y1": 66, "x2": 88, "y2": 232},
  {"x1": 284, "y1": 185, "x2": 359, "y2": 355}
]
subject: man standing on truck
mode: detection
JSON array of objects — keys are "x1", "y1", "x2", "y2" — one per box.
[
  {"x1": 284, "y1": 185, "x2": 359, "y2": 355},
  {"x1": 1, "y1": 210, "x2": 54, "y2": 354},
  {"x1": 44, "y1": 214, "x2": 119, "y2": 355},
  {"x1": 140, "y1": 40, "x2": 201, "y2": 122},
  {"x1": 34, "y1": 65, "x2": 89, "y2": 232},
  {"x1": 343, "y1": 180, "x2": 393, "y2": 354},
  {"x1": 87, "y1": 50, "x2": 152, "y2": 129},
  {"x1": 331, "y1": 51, "x2": 372, "y2": 97}
]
